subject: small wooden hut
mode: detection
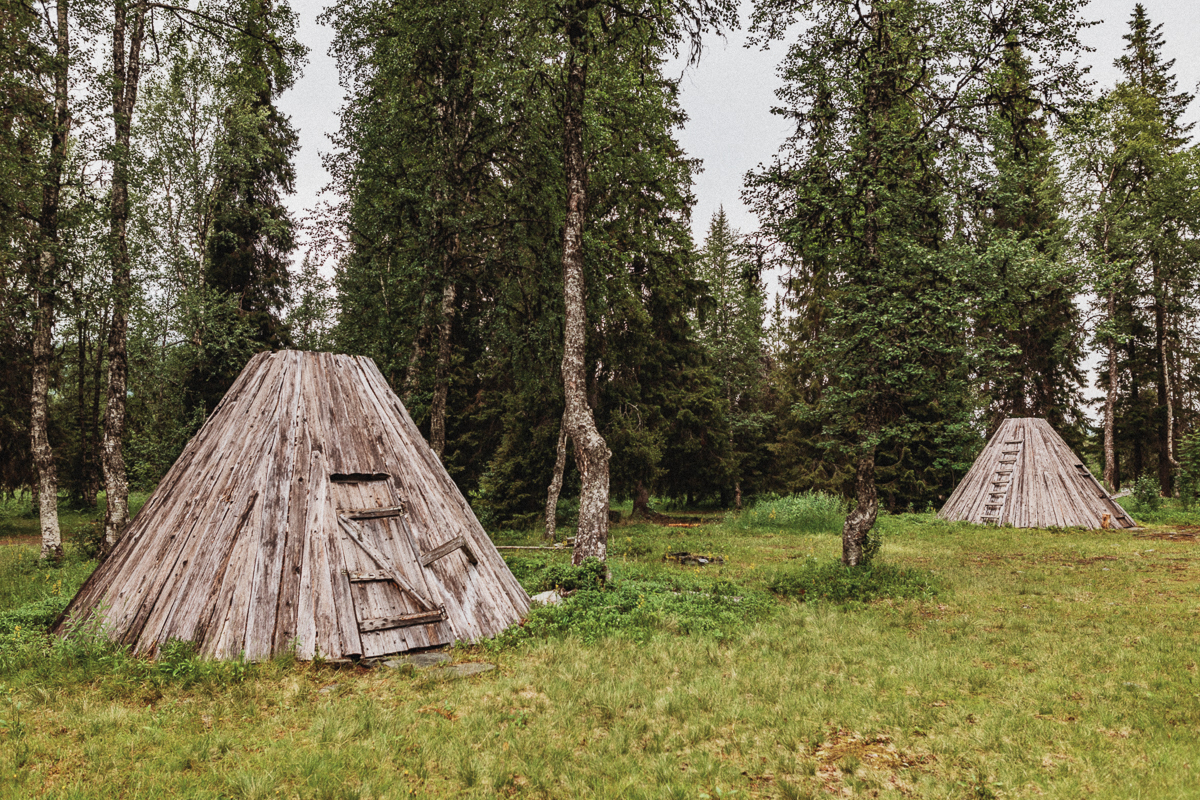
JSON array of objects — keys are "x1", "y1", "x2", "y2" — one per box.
[
  {"x1": 55, "y1": 351, "x2": 530, "y2": 660},
  {"x1": 939, "y1": 417, "x2": 1136, "y2": 529}
]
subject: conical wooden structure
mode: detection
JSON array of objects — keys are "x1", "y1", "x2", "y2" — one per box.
[
  {"x1": 56, "y1": 351, "x2": 530, "y2": 660},
  {"x1": 939, "y1": 417, "x2": 1136, "y2": 529}
]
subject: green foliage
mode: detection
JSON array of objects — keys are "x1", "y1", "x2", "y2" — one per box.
[
  {"x1": 767, "y1": 558, "x2": 942, "y2": 605},
  {"x1": 1133, "y1": 474, "x2": 1162, "y2": 513},
  {"x1": 507, "y1": 556, "x2": 607, "y2": 594},
  {"x1": 492, "y1": 568, "x2": 772, "y2": 647},
  {"x1": 0, "y1": 596, "x2": 69, "y2": 635},
  {"x1": 1178, "y1": 431, "x2": 1200, "y2": 510},
  {"x1": 730, "y1": 492, "x2": 847, "y2": 535}
]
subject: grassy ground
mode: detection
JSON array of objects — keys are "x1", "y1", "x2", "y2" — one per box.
[{"x1": 1, "y1": 497, "x2": 1199, "y2": 799}]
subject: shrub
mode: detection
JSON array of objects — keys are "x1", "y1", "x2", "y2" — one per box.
[
  {"x1": 767, "y1": 558, "x2": 941, "y2": 604},
  {"x1": 505, "y1": 556, "x2": 608, "y2": 594},
  {"x1": 731, "y1": 492, "x2": 848, "y2": 534},
  {"x1": 1178, "y1": 431, "x2": 1200, "y2": 510},
  {"x1": 1133, "y1": 474, "x2": 1162, "y2": 513},
  {"x1": 492, "y1": 564, "x2": 773, "y2": 647}
]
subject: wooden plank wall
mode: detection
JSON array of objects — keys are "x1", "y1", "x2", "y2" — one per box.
[
  {"x1": 939, "y1": 417, "x2": 1136, "y2": 530},
  {"x1": 55, "y1": 351, "x2": 531, "y2": 660}
]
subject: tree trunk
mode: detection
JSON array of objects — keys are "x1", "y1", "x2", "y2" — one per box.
[
  {"x1": 1104, "y1": 291, "x2": 1119, "y2": 492},
  {"x1": 403, "y1": 292, "x2": 429, "y2": 405},
  {"x1": 31, "y1": 0, "x2": 71, "y2": 561},
  {"x1": 1129, "y1": 333, "x2": 1143, "y2": 481},
  {"x1": 842, "y1": 449, "x2": 878, "y2": 566},
  {"x1": 1155, "y1": 283, "x2": 1176, "y2": 494},
  {"x1": 631, "y1": 480, "x2": 650, "y2": 519},
  {"x1": 430, "y1": 281, "x2": 456, "y2": 459},
  {"x1": 101, "y1": 0, "x2": 147, "y2": 555},
  {"x1": 544, "y1": 410, "x2": 569, "y2": 541},
  {"x1": 561, "y1": 9, "x2": 610, "y2": 566},
  {"x1": 32, "y1": 266, "x2": 61, "y2": 561}
]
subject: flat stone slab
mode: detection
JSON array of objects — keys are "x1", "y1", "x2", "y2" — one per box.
[
  {"x1": 382, "y1": 651, "x2": 451, "y2": 669},
  {"x1": 427, "y1": 662, "x2": 497, "y2": 680},
  {"x1": 531, "y1": 589, "x2": 563, "y2": 605}
]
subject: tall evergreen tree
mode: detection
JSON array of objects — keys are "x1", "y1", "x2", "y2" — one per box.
[
  {"x1": 975, "y1": 38, "x2": 1083, "y2": 439},
  {"x1": 749, "y1": 0, "x2": 1089, "y2": 562},
  {"x1": 190, "y1": 0, "x2": 304, "y2": 415}
]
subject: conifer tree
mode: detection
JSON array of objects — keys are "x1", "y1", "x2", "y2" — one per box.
[{"x1": 976, "y1": 38, "x2": 1083, "y2": 439}]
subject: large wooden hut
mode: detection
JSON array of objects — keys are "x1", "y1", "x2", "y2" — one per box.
[
  {"x1": 939, "y1": 417, "x2": 1136, "y2": 530},
  {"x1": 55, "y1": 351, "x2": 530, "y2": 660}
]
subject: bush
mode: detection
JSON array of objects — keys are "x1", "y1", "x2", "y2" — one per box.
[
  {"x1": 0, "y1": 596, "x2": 69, "y2": 635},
  {"x1": 767, "y1": 558, "x2": 941, "y2": 604},
  {"x1": 492, "y1": 563, "x2": 773, "y2": 647},
  {"x1": 1178, "y1": 432, "x2": 1200, "y2": 510},
  {"x1": 731, "y1": 492, "x2": 848, "y2": 534},
  {"x1": 1133, "y1": 474, "x2": 1162, "y2": 513}
]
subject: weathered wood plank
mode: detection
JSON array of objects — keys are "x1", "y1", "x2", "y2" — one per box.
[
  {"x1": 344, "y1": 505, "x2": 406, "y2": 520},
  {"x1": 358, "y1": 608, "x2": 447, "y2": 632},
  {"x1": 419, "y1": 535, "x2": 477, "y2": 567}
]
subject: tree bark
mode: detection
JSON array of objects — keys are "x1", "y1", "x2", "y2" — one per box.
[
  {"x1": 402, "y1": 291, "x2": 429, "y2": 405},
  {"x1": 561, "y1": 6, "x2": 610, "y2": 566},
  {"x1": 101, "y1": 0, "x2": 147, "y2": 554},
  {"x1": 31, "y1": 0, "x2": 71, "y2": 561},
  {"x1": 1104, "y1": 291, "x2": 1119, "y2": 492},
  {"x1": 842, "y1": 448, "x2": 878, "y2": 566},
  {"x1": 1154, "y1": 281, "x2": 1176, "y2": 494},
  {"x1": 430, "y1": 280, "x2": 456, "y2": 459},
  {"x1": 32, "y1": 261, "x2": 61, "y2": 561},
  {"x1": 544, "y1": 410, "x2": 569, "y2": 541}
]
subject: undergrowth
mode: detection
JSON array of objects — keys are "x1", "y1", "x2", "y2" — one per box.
[
  {"x1": 730, "y1": 491, "x2": 847, "y2": 534},
  {"x1": 495, "y1": 556, "x2": 773, "y2": 647},
  {"x1": 768, "y1": 557, "x2": 942, "y2": 604}
]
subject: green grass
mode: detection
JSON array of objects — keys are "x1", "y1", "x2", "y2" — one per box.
[
  {"x1": 2, "y1": 507, "x2": 1200, "y2": 798},
  {"x1": 728, "y1": 491, "x2": 848, "y2": 534}
]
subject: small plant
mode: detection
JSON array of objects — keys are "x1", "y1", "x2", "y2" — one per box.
[{"x1": 1133, "y1": 474, "x2": 1162, "y2": 513}]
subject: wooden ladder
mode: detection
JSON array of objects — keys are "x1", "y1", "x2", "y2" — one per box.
[{"x1": 980, "y1": 440, "x2": 1023, "y2": 525}]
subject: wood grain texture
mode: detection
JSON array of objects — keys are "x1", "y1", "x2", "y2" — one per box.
[
  {"x1": 54, "y1": 351, "x2": 530, "y2": 660},
  {"x1": 940, "y1": 417, "x2": 1136, "y2": 530}
]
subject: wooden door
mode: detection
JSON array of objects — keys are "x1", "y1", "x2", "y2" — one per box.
[{"x1": 330, "y1": 478, "x2": 452, "y2": 656}]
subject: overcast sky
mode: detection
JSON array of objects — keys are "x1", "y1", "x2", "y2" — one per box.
[{"x1": 279, "y1": 0, "x2": 1200, "y2": 242}]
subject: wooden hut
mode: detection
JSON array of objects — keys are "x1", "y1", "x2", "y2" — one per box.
[
  {"x1": 55, "y1": 351, "x2": 530, "y2": 660},
  {"x1": 939, "y1": 417, "x2": 1136, "y2": 529}
]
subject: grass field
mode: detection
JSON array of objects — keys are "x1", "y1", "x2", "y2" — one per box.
[{"x1": 1, "y1": 494, "x2": 1199, "y2": 799}]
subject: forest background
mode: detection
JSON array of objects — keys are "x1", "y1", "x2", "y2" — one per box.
[{"x1": 4, "y1": 0, "x2": 1200, "y2": 563}]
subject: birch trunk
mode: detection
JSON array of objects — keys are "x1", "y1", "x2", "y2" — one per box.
[
  {"x1": 101, "y1": 0, "x2": 147, "y2": 554},
  {"x1": 544, "y1": 411, "x2": 569, "y2": 541},
  {"x1": 561, "y1": 9, "x2": 610, "y2": 565},
  {"x1": 1104, "y1": 291, "x2": 1119, "y2": 492},
  {"x1": 31, "y1": 269, "x2": 61, "y2": 561},
  {"x1": 842, "y1": 450, "x2": 878, "y2": 566},
  {"x1": 31, "y1": 0, "x2": 71, "y2": 561}
]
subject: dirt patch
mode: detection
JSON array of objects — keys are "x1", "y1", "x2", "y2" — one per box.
[
  {"x1": 1136, "y1": 526, "x2": 1200, "y2": 542},
  {"x1": 663, "y1": 552, "x2": 725, "y2": 567},
  {"x1": 811, "y1": 730, "x2": 934, "y2": 795},
  {"x1": 629, "y1": 508, "x2": 717, "y2": 526},
  {"x1": 0, "y1": 534, "x2": 39, "y2": 548}
]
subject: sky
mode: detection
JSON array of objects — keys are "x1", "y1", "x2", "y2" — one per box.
[{"x1": 278, "y1": 0, "x2": 1200, "y2": 243}]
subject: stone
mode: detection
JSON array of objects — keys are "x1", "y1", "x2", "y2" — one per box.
[
  {"x1": 382, "y1": 651, "x2": 451, "y2": 670},
  {"x1": 530, "y1": 589, "x2": 563, "y2": 606}
]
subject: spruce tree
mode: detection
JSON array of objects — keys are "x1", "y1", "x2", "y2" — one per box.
[{"x1": 192, "y1": 0, "x2": 302, "y2": 414}]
